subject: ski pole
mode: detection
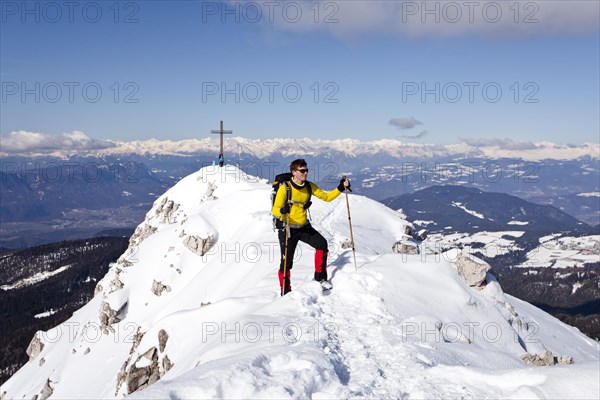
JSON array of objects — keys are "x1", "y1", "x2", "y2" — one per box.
[
  {"x1": 282, "y1": 212, "x2": 290, "y2": 296},
  {"x1": 342, "y1": 175, "x2": 357, "y2": 271}
]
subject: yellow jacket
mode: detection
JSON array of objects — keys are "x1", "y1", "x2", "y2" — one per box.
[{"x1": 272, "y1": 180, "x2": 343, "y2": 227}]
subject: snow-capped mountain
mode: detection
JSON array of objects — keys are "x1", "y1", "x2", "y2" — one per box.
[
  {"x1": 2, "y1": 134, "x2": 599, "y2": 249},
  {"x1": 3, "y1": 166, "x2": 598, "y2": 399},
  {"x1": 2, "y1": 132, "x2": 599, "y2": 162}
]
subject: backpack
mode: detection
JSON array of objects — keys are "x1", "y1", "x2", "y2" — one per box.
[{"x1": 271, "y1": 172, "x2": 312, "y2": 230}]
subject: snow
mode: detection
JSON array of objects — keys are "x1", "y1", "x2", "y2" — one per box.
[
  {"x1": 507, "y1": 220, "x2": 529, "y2": 225},
  {"x1": 577, "y1": 192, "x2": 600, "y2": 197},
  {"x1": 0, "y1": 264, "x2": 72, "y2": 290},
  {"x1": 539, "y1": 233, "x2": 562, "y2": 243},
  {"x1": 413, "y1": 219, "x2": 435, "y2": 226},
  {"x1": 518, "y1": 235, "x2": 600, "y2": 269},
  {"x1": 426, "y1": 231, "x2": 524, "y2": 258},
  {"x1": 34, "y1": 309, "x2": 59, "y2": 319},
  {"x1": 3, "y1": 166, "x2": 599, "y2": 400},
  {"x1": 3, "y1": 133, "x2": 600, "y2": 162},
  {"x1": 452, "y1": 201, "x2": 484, "y2": 219}
]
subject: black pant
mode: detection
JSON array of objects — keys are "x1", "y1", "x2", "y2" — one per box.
[{"x1": 278, "y1": 224, "x2": 328, "y2": 272}]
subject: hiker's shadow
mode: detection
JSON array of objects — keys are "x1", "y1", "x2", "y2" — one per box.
[{"x1": 329, "y1": 252, "x2": 353, "y2": 281}]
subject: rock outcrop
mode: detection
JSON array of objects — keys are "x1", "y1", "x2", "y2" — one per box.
[
  {"x1": 99, "y1": 301, "x2": 127, "y2": 334},
  {"x1": 183, "y1": 234, "x2": 215, "y2": 256},
  {"x1": 392, "y1": 240, "x2": 419, "y2": 255},
  {"x1": 151, "y1": 280, "x2": 172, "y2": 297},
  {"x1": 26, "y1": 332, "x2": 44, "y2": 361},
  {"x1": 454, "y1": 253, "x2": 490, "y2": 287},
  {"x1": 521, "y1": 350, "x2": 574, "y2": 366},
  {"x1": 116, "y1": 329, "x2": 173, "y2": 395}
]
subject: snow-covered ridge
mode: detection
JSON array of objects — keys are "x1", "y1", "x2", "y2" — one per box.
[
  {"x1": 2, "y1": 166, "x2": 598, "y2": 400},
  {"x1": 2, "y1": 131, "x2": 599, "y2": 161}
]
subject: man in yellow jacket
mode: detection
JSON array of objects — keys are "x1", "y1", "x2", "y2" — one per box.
[{"x1": 272, "y1": 159, "x2": 350, "y2": 295}]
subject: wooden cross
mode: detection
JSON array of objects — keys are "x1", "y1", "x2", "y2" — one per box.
[{"x1": 211, "y1": 120, "x2": 233, "y2": 167}]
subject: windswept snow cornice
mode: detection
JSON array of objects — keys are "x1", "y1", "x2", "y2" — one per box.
[{"x1": 1, "y1": 132, "x2": 599, "y2": 161}]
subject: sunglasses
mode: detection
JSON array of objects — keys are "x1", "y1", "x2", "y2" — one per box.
[{"x1": 296, "y1": 169, "x2": 309, "y2": 173}]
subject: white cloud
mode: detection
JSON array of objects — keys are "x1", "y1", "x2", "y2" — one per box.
[
  {"x1": 0, "y1": 131, "x2": 115, "y2": 154},
  {"x1": 264, "y1": 1, "x2": 599, "y2": 38},
  {"x1": 459, "y1": 137, "x2": 540, "y2": 150}
]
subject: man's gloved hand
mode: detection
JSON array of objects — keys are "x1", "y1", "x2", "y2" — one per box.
[
  {"x1": 280, "y1": 203, "x2": 291, "y2": 215},
  {"x1": 304, "y1": 200, "x2": 312, "y2": 210},
  {"x1": 337, "y1": 178, "x2": 351, "y2": 192}
]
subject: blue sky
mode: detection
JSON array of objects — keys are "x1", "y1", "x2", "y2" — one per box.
[{"x1": 1, "y1": 0, "x2": 599, "y2": 145}]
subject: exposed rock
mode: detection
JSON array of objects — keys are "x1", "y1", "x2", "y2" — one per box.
[
  {"x1": 151, "y1": 280, "x2": 172, "y2": 297},
  {"x1": 403, "y1": 225, "x2": 414, "y2": 236},
  {"x1": 39, "y1": 357, "x2": 45, "y2": 366},
  {"x1": 155, "y1": 197, "x2": 181, "y2": 224},
  {"x1": 520, "y1": 351, "x2": 573, "y2": 366},
  {"x1": 455, "y1": 253, "x2": 490, "y2": 287},
  {"x1": 392, "y1": 240, "x2": 419, "y2": 255},
  {"x1": 183, "y1": 234, "x2": 215, "y2": 256},
  {"x1": 415, "y1": 229, "x2": 428, "y2": 241},
  {"x1": 40, "y1": 379, "x2": 53, "y2": 400},
  {"x1": 117, "y1": 255, "x2": 134, "y2": 268},
  {"x1": 110, "y1": 277, "x2": 124, "y2": 292},
  {"x1": 84, "y1": 348, "x2": 91, "y2": 355},
  {"x1": 99, "y1": 301, "x2": 127, "y2": 334},
  {"x1": 123, "y1": 345, "x2": 172, "y2": 394},
  {"x1": 498, "y1": 301, "x2": 518, "y2": 317},
  {"x1": 168, "y1": 246, "x2": 175, "y2": 252},
  {"x1": 116, "y1": 328, "x2": 145, "y2": 396},
  {"x1": 557, "y1": 355, "x2": 574, "y2": 365},
  {"x1": 163, "y1": 355, "x2": 173, "y2": 372},
  {"x1": 521, "y1": 350, "x2": 556, "y2": 366},
  {"x1": 116, "y1": 325, "x2": 174, "y2": 396},
  {"x1": 131, "y1": 328, "x2": 144, "y2": 354},
  {"x1": 26, "y1": 332, "x2": 44, "y2": 361},
  {"x1": 126, "y1": 347, "x2": 159, "y2": 394},
  {"x1": 205, "y1": 181, "x2": 218, "y2": 200},
  {"x1": 119, "y1": 257, "x2": 135, "y2": 268},
  {"x1": 94, "y1": 282, "x2": 104, "y2": 296},
  {"x1": 158, "y1": 329, "x2": 169, "y2": 353},
  {"x1": 129, "y1": 223, "x2": 158, "y2": 248}
]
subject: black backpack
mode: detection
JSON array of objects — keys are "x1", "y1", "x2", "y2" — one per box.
[{"x1": 271, "y1": 172, "x2": 312, "y2": 229}]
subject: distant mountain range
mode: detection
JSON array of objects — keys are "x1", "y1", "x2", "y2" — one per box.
[
  {"x1": 382, "y1": 185, "x2": 594, "y2": 235},
  {"x1": 2, "y1": 134, "x2": 599, "y2": 161},
  {"x1": 1, "y1": 136, "x2": 598, "y2": 249}
]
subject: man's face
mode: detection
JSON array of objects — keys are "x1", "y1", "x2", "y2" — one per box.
[{"x1": 293, "y1": 166, "x2": 309, "y2": 183}]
